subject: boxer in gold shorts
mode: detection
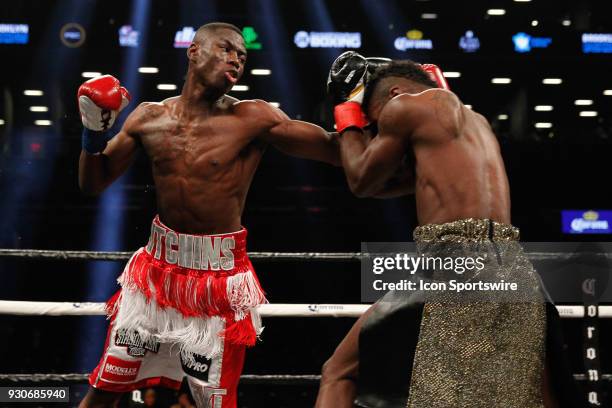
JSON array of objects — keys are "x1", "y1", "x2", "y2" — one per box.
[{"x1": 315, "y1": 54, "x2": 580, "y2": 407}]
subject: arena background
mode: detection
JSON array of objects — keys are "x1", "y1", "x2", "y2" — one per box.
[{"x1": 0, "y1": 0, "x2": 610, "y2": 406}]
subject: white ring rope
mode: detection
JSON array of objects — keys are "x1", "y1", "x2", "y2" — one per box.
[{"x1": 0, "y1": 300, "x2": 608, "y2": 318}]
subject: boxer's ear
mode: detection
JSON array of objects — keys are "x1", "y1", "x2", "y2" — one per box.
[
  {"x1": 187, "y1": 42, "x2": 198, "y2": 63},
  {"x1": 388, "y1": 85, "x2": 402, "y2": 99}
]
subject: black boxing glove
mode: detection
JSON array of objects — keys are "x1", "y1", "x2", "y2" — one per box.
[
  {"x1": 327, "y1": 51, "x2": 369, "y2": 105},
  {"x1": 327, "y1": 51, "x2": 369, "y2": 133}
]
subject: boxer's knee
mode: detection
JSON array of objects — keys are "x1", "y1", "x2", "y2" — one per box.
[
  {"x1": 320, "y1": 358, "x2": 335, "y2": 383},
  {"x1": 321, "y1": 353, "x2": 355, "y2": 385}
]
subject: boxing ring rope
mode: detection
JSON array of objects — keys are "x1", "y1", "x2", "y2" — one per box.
[
  {"x1": 0, "y1": 249, "x2": 361, "y2": 262},
  {"x1": 0, "y1": 300, "x2": 611, "y2": 318},
  {"x1": 2, "y1": 248, "x2": 612, "y2": 262},
  {"x1": 0, "y1": 373, "x2": 609, "y2": 385},
  {"x1": 1, "y1": 248, "x2": 611, "y2": 386},
  {"x1": 0, "y1": 373, "x2": 323, "y2": 386}
]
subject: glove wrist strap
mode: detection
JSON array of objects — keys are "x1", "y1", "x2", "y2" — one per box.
[
  {"x1": 334, "y1": 102, "x2": 368, "y2": 134},
  {"x1": 82, "y1": 128, "x2": 109, "y2": 154}
]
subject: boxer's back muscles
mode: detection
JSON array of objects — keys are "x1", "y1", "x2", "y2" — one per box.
[{"x1": 372, "y1": 88, "x2": 511, "y2": 225}]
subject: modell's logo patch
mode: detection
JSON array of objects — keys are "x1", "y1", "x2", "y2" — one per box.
[
  {"x1": 101, "y1": 355, "x2": 141, "y2": 383},
  {"x1": 115, "y1": 329, "x2": 160, "y2": 357},
  {"x1": 180, "y1": 352, "x2": 211, "y2": 381}
]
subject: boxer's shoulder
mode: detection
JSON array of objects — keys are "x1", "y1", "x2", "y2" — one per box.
[
  {"x1": 380, "y1": 90, "x2": 465, "y2": 141},
  {"x1": 232, "y1": 99, "x2": 287, "y2": 123},
  {"x1": 122, "y1": 100, "x2": 167, "y2": 134},
  {"x1": 136, "y1": 99, "x2": 173, "y2": 118},
  {"x1": 378, "y1": 93, "x2": 433, "y2": 132}
]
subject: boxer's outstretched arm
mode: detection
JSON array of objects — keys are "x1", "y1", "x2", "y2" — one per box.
[
  {"x1": 268, "y1": 119, "x2": 341, "y2": 166},
  {"x1": 78, "y1": 105, "x2": 143, "y2": 195},
  {"x1": 250, "y1": 100, "x2": 340, "y2": 166},
  {"x1": 340, "y1": 97, "x2": 425, "y2": 197}
]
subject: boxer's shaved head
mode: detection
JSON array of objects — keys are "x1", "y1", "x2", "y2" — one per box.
[
  {"x1": 193, "y1": 22, "x2": 242, "y2": 45},
  {"x1": 186, "y1": 21, "x2": 246, "y2": 97},
  {"x1": 363, "y1": 60, "x2": 438, "y2": 115}
]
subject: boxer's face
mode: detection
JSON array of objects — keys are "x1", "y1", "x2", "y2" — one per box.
[{"x1": 188, "y1": 28, "x2": 247, "y2": 94}]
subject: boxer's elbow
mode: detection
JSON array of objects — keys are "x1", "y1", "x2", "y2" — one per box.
[{"x1": 348, "y1": 175, "x2": 377, "y2": 198}]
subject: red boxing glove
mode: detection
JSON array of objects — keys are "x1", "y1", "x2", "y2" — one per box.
[
  {"x1": 334, "y1": 102, "x2": 368, "y2": 134},
  {"x1": 78, "y1": 75, "x2": 131, "y2": 131},
  {"x1": 421, "y1": 64, "x2": 450, "y2": 90}
]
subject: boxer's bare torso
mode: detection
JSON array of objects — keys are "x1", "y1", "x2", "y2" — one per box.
[{"x1": 95, "y1": 94, "x2": 332, "y2": 234}]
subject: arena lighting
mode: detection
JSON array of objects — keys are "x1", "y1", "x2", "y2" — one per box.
[
  {"x1": 562, "y1": 19, "x2": 571, "y2": 26},
  {"x1": 251, "y1": 69, "x2": 271, "y2": 75},
  {"x1": 575, "y1": 99, "x2": 593, "y2": 105},
  {"x1": 232, "y1": 85, "x2": 249, "y2": 91},
  {"x1": 421, "y1": 13, "x2": 437, "y2": 19},
  {"x1": 497, "y1": 114, "x2": 509, "y2": 120},
  {"x1": 534, "y1": 105, "x2": 553, "y2": 111},
  {"x1": 247, "y1": 0, "x2": 301, "y2": 116},
  {"x1": 542, "y1": 78, "x2": 562, "y2": 84},
  {"x1": 579, "y1": 111, "x2": 598, "y2": 117},
  {"x1": 34, "y1": 120, "x2": 52, "y2": 126},
  {"x1": 514, "y1": 0, "x2": 531, "y2": 2},
  {"x1": 487, "y1": 9, "x2": 506, "y2": 16},
  {"x1": 156, "y1": 84, "x2": 177, "y2": 90},
  {"x1": 443, "y1": 71, "x2": 461, "y2": 78},
  {"x1": 270, "y1": 102, "x2": 280, "y2": 108},
  {"x1": 23, "y1": 90, "x2": 43, "y2": 96},
  {"x1": 0, "y1": 119, "x2": 4, "y2": 125},
  {"x1": 29, "y1": 106, "x2": 48, "y2": 112},
  {"x1": 531, "y1": 20, "x2": 538, "y2": 27},
  {"x1": 491, "y1": 78, "x2": 511, "y2": 84},
  {"x1": 535, "y1": 122, "x2": 553, "y2": 128},
  {"x1": 138, "y1": 66, "x2": 158, "y2": 73},
  {"x1": 81, "y1": 71, "x2": 101, "y2": 78},
  {"x1": 603, "y1": 90, "x2": 612, "y2": 95},
  {"x1": 464, "y1": 104, "x2": 472, "y2": 109}
]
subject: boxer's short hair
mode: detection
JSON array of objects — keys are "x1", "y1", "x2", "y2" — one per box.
[
  {"x1": 363, "y1": 60, "x2": 438, "y2": 112},
  {"x1": 195, "y1": 22, "x2": 242, "y2": 41}
]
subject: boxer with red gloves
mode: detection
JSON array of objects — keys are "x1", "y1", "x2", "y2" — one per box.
[
  {"x1": 316, "y1": 55, "x2": 579, "y2": 407},
  {"x1": 77, "y1": 22, "x2": 343, "y2": 408}
]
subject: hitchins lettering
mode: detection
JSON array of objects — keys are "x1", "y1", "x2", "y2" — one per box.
[{"x1": 147, "y1": 225, "x2": 235, "y2": 270}]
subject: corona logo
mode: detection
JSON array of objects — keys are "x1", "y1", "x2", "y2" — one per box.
[
  {"x1": 407, "y1": 30, "x2": 423, "y2": 40},
  {"x1": 395, "y1": 29, "x2": 432, "y2": 51},
  {"x1": 583, "y1": 211, "x2": 599, "y2": 221}
]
